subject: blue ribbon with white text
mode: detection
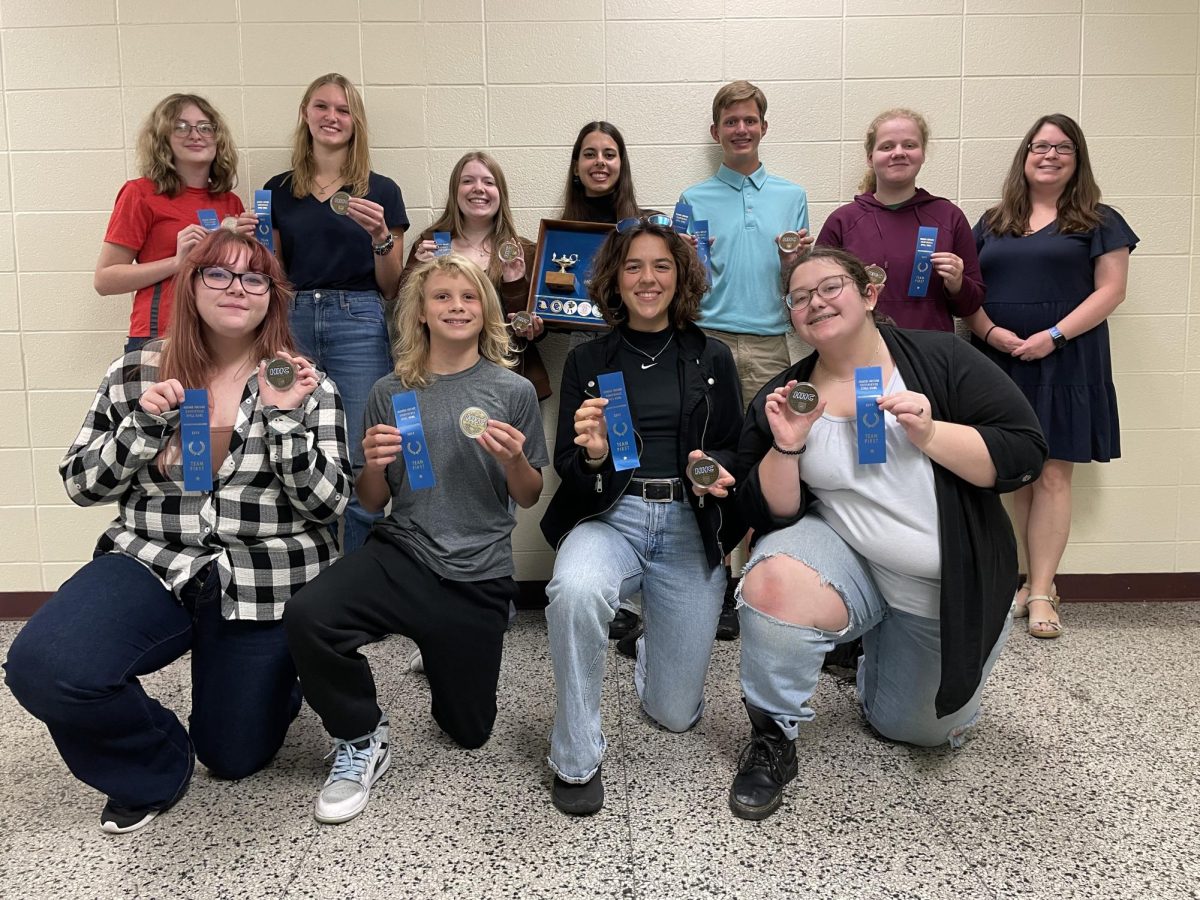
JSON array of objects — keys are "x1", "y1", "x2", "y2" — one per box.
[
  {"x1": 181, "y1": 389, "x2": 213, "y2": 491},
  {"x1": 254, "y1": 190, "x2": 274, "y2": 252},
  {"x1": 854, "y1": 367, "x2": 886, "y2": 465},
  {"x1": 906, "y1": 226, "x2": 938, "y2": 298},
  {"x1": 597, "y1": 371, "x2": 640, "y2": 472},
  {"x1": 392, "y1": 391, "x2": 436, "y2": 490}
]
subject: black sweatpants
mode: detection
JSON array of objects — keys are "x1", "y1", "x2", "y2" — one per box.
[{"x1": 285, "y1": 535, "x2": 515, "y2": 749}]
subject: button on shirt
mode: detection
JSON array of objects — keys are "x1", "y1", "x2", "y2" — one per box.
[
  {"x1": 60, "y1": 345, "x2": 352, "y2": 622},
  {"x1": 680, "y1": 164, "x2": 809, "y2": 335}
]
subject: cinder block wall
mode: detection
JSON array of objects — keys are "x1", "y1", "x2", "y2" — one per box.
[{"x1": 1, "y1": 0, "x2": 1196, "y2": 590}]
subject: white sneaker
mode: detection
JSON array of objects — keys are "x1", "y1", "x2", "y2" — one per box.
[
  {"x1": 408, "y1": 650, "x2": 424, "y2": 674},
  {"x1": 314, "y1": 719, "x2": 390, "y2": 824}
]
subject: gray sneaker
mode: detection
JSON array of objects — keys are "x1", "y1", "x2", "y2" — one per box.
[{"x1": 314, "y1": 719, "x2": 390, "y2": 824}]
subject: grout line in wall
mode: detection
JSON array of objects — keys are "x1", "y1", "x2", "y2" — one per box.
[{"x1": 956, "y1": 0, "x2": 965, "y2": 205}]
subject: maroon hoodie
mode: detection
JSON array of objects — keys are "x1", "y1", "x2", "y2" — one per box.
[{"x1": 816, "y1": 188, "x2": 984, "y2": 332}]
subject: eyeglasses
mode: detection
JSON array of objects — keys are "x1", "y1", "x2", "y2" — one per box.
[
  {"x1": 1027, "y1": 140, "x2": 1076, "y2": 157},
  {"x1": 199, "y1": 266, "x2": 272, "y2": 295},
  {"x1": 173, "y1": 121, "x2": 217, "y2": 139},
  {"x1": 783, "y1": 274, "x2": 856, "y2": 311},
  {"x1": 615, "y1": 214, "x2": 672, "y2": 234}
]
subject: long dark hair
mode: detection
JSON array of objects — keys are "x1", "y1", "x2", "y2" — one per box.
[
  {"x1": 982, "y1": 113, "x2": 1103, "y2": 237},
  {"x1": 587, "y1": 222, "x2": 708, "y2": 330},
  {"x1": 560, "y1": 121, "x2": 640, "y2": 221}
]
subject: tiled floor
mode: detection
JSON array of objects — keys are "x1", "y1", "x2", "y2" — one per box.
[{"x1": 2, "y1": 602, "x2": 1198, "y2": 900}]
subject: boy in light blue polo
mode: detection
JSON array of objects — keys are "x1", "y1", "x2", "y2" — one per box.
[{"x1": 680, "y1": 79, "x2": 811, "y2": 639}]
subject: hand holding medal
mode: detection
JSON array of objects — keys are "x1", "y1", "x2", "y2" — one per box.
[
  {"x1": 764, "y1": 379, "x2": 825, "y2": 454},
  {"x1": 686, "y1": 449, "x2": 735, "y2": 500},
  {"x1": 257, "y1": 352, "x2": 318, "y2": 410}
]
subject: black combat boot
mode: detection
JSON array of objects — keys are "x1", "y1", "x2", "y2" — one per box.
[{"x1": 729, "y1": 700, "x2": 798, "y2": 821}]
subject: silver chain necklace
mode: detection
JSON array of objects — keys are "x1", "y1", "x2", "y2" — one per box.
[{"x1": 620, "y1": 331, "x2": 676, "y2": 370}]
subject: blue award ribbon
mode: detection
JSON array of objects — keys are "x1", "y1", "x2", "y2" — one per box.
[
  {"x1": 433, "y1": 232, "x2": 452, "y2": 257},
  {"x1": 197, "y1": 209, "x2": 220, "y2": 232},
  {"x1": 596, "y1": 371, "x2": 640, "y2": 472},
  {"x1": 907, "y1": 225, "x2": 938, "y2": 298},
  {"x1": 672, "y1": 202, "x2": 693, "y2": 234},
  {"x1": 253, "y1": 190, "x2": 274, "y2": 252},
  {"x1": 693, "y1": 219, "x2": 713, "y2": 285},
  {"x1": 180, "y1": 389, "x2": 213, "y2": 491},
  {"x1": 854, "y1": 366, "x2": 886, "y2": 465},
  {"x1": 391, "y1": 391, "x2": 436, "y2": 490}
]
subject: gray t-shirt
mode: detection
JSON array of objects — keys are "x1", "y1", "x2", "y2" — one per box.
[
  {"x1": 801, "y1": 369, "x2": 942, "y2": 619},
  {"x1": 366, "y1": 358, "x2": 549, "y2": 581}
]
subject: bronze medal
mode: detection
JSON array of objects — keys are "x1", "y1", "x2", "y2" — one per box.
[
  {"x1": 787, "y1": 382, "x2": 819, "y2": 414},
  {"x1": 459, "y1": 406, "x2": 489, "y2": 439},
  {"x1": 330, "y1": 191, "x2": 351, "y2": 215},
  {"x1": 777, "y1": 231, "x2": 802, "y2": 253},
  {"x1": 265, "y1": 358, "x2": 296, "y2": 390},
  {"x1": 687, "y1": 455, "x2": 720, "y2": 487}
]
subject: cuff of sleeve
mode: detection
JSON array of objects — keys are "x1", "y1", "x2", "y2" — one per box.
[
  {"x1": 128, "y1": 409, "x2": 175, "y2": 444},
  {"x1": 264, "y1": 405, "x2": 307, "y2": 436}
]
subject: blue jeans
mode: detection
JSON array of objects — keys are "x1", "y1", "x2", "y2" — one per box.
[
  {"x1": 3, "y1": 554, "x2": 300, "y2": 809},
  {"x1": 290, "y1": 289, "x2": 393, "y2": 555},
  {"x1": 545, "y1": 494, "x2": 725, "y2": 782},
  {"x1": 737, "y1": 515, "x2": 1011, "y2": 748}
]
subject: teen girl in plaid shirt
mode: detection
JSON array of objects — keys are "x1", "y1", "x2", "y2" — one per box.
[{"x1": 4, "y1": 230, "x2": 351, "y2": 835}]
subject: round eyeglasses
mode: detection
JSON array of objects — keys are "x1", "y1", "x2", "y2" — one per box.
[
  {"x1": 174, "y1": 121, "x2": 217, "y2": 139},
  {"x1": 783, "y1": 274, "x2": 856, "y2": 311}
]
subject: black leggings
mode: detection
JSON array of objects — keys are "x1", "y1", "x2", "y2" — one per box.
[{"x1": 285, "y1": 536, "x2": 515, "y2": 749}]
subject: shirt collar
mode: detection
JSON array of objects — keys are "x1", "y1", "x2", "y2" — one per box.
[{"x1": 716, "y1": 163, "x2": 767, "y2": 191}]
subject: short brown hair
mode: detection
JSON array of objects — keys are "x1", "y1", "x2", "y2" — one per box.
[
  {"x1": 587, "y1": 222, "x2": 708, "y2": 330},
  {"x1": 712, "y1": 80, "x2": 767, "y2": 125}
]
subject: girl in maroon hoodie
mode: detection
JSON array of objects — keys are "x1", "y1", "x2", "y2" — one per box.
[{"x1": 817, "y1": 109, "x2": 984, "y2": 332}]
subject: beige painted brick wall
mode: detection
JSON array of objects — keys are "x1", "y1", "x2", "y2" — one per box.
[{"x1": 1, "y1": 2, "x2": 1197, "y2": 590}]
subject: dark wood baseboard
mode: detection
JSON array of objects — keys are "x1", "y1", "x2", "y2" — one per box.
[{"x1": 3, "y1": 572, "x2": 1197, "y2": 621}]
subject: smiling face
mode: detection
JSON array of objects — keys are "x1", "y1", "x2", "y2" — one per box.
[
  {"x1": 194, "y1": 245, "x2": 270, "y2": 340},
  {"x1": 1023, "y1": 121, "x2": 1077, "y2": 193},
  {"x1": 786, "y1": 257, "x2": 875, "y2": 347},
  {"x1": 419, "y1": 271, "x2": 484, "y2": 346},
  {"x1": 168, "y1": 102, "x2": 218, "y2": 169},
  {"x1": 456, "y1": 159, "x2": 500, "y2": 224},
  {"x1": 711, "y1": 98, "x2": 767, "y2": 172},
  {"x1": 303, "y1": 83, "x2": 353, "y2": 151},
  {"x1": 575, "y1": 130, "x2": 621, "y2": 197},
  {"x1": 619, "y1": 234, "x2": 677, "y2": 332},
  {"x1": 869, "y1": 116, "x2": 925, "y2": 192}
]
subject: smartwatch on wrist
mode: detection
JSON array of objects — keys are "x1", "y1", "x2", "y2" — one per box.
[{"x1": 1049, "y1": 325, "x2": 1068, "y2": 350}]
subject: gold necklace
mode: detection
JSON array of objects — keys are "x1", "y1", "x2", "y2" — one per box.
[{"x1": 817, "y1": 334, "x2": 883, "y2": 382}]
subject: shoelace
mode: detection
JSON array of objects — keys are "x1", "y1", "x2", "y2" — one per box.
[
  {"x1": 736, "y1": 736, "x2": 787, "y2": 782},
  {"x1": 325, "y1": 739, "x2": 374, "y2": 783}
]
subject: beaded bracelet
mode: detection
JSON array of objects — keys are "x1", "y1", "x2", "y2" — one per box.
[{"x1": 772, "y1": 441, "x2": 805, "y2": 456}]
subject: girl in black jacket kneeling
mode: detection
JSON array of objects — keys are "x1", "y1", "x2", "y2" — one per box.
[{"x1": 540, "y1": 217, "x2": 745, "y2": 816}]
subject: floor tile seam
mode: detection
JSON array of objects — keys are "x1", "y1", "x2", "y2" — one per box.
[{"x1": 614, "y1": 649, "x2": 641, "y2": 900}]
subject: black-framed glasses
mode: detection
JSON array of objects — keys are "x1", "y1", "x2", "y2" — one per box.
[
  {"x1": 199, "y1": 266, "x2": 272, "y2": 295},
  {"x1": 173, "y1": 121, "x2": 217, "y2": 139},
  {"x1": 615, "y1": 214, "x2": 672, "y2": 234},
  {"x1": 783, "y1": 274, "x2": 855, "y2": 311},
  {"x1": 1027, "y1": 140, "x2": 1075, "y2": 157}
]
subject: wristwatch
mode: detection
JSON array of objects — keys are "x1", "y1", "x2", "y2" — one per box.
[
  {"x1": 1048, "y1": 325, "x2": 1068, "y2": 350},
  {"x1": 372, "y1": 233, "x2": 395, "y2": 256}
]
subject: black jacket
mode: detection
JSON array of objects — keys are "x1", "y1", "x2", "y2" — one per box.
[
  {"x1": 540, "y1": 323, "x2": 746, "y2": 568},
  {"x1": 733, "y1": 326, "x2": 1048, "y2": 717}
]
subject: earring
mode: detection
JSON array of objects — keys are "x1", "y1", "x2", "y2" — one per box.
[{"x1": 572, "y1": 174, "x2": 582, "y2": 186}]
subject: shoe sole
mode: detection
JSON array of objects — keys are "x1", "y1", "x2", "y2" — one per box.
[
  {"x1": 100, "y1": 809, "x2": 159, "y2": 834},
  {"x1": 728, "y1": 789, "x2": 782, "y2": 821},
  {"x1": 551, "y1": 792, "x2": 603, "y2": 816},
  {"x1": 314, "y1": 750, "x2": 391, "y2": 825}
]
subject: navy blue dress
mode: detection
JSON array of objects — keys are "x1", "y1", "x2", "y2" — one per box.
[{"x1": 972, "y1": 206, "x2": 1137, "y2": 463}]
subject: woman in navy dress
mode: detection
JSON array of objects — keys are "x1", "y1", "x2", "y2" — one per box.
[{"x1": 967, "y1": 114, "x2": 1137, "y2": 639}]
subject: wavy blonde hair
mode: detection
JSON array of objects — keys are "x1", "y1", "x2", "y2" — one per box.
[
  {"x1": 392, "y1": 254, "x2": 514, "y2": 388},
  {"x1": 288, "y1": 73, "x2": 372, "y2": 198},
  {"x1": 136, "y1": 93, "x2": 239, "y2": 196},
  {"x1": 858, "y1": 108, "x2": 930, "y2": 195}
]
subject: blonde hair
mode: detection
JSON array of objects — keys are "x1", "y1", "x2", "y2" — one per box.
[
  {"x1": 136, "y1": 93, "x2": 239, "y2": 196},
  {"x1": 711, "y1": 80, "x2": 767, "y2": 125},
  {"x1": 391, "y1": 254, "x2": 515, "y2": 388},
  {"x1": 858, "y1": 108, "x2": 930, "y2": 194},
  {"x1": 429, "y1": 152, "x2": 521, "y2": 284},
  {"x1": 288, "y1": 73, "x2": 372, "y2": 198}
]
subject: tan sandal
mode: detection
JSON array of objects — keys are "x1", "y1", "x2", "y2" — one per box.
[
  {"x1": 1027, "y1": 592, "x2": 1062, "y2": 639},
  {"x1": 1013, "y1": 583, "x2": 1031, "y2": 618}
]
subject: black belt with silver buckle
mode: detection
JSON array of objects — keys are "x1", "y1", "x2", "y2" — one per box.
[{"x1": 624, "y1": 478, "x2": 685, "y2": 503}]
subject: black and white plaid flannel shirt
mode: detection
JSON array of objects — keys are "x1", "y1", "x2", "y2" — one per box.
[{"x1": 60, "y1": 345, "x2": 352, "y2": 621}]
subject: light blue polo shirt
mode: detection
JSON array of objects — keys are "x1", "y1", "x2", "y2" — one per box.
[{"x1": 680, "y1": 164, "x2": 809, "y2": 335}]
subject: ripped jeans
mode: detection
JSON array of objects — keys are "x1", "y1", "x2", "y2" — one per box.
[{"x1": 737, "y1": 515, "x2": 1010, "y2": 749}]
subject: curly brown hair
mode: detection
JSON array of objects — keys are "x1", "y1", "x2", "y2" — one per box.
[{"x1": 586, "y1": 222, "x2": 709, "y2": 330}]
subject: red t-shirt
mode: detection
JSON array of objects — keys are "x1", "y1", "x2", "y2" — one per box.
[{"x1": 103, "y1": 178, "x2": 244, "y2": 337}]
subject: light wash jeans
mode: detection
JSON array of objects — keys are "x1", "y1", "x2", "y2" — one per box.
[
  {"x1": 737, "y1": 515, "x2": 1011, "y2": 748},
  {"x1": 545, "y1": 494, "x2": 725, "y2": 782},
  {"x1": 290, "y1": 289, "x2": 393, "y2": 555}
]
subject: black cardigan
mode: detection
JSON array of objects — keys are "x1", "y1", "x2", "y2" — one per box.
[
  {"x1": 540, "y1": 323, "x2": 746, "y2": 568},
  {"x1": 733, "y1": 326, "x2": 1048, "y2": 717}
]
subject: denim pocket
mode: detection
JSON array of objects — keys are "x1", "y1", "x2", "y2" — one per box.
[{"x1": 344, "y1": 295, "x2": 385, "y2": 323}]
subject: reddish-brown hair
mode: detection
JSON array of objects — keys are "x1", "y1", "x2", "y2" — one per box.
[{"x1": 160, "y1": 230, "x2": 295, "y2": 390}]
